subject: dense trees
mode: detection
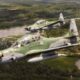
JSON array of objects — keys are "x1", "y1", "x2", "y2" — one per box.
[
  {"x1": 0, "y1": 3, "x2": 80, "y2": 29},
  {"x1": 0, "y1": 56, "x2": 79, "y2": 80},
  {"x1": 0, "y1": 39, "x2": 12, "y2": 50},
  {"x1": 0, "y1": 36, "x2": 20, "y2": 50}
]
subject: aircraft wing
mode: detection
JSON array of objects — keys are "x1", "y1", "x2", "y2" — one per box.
[
  {"x1": 39, "y1": 21, "x2": 60, "y2": 29},
  {"x1": 25, "y1": 20, "x2": 60, "y2": 32},
  {"x1": 25, "y1": 43, "x2": 79, "y2": 57}
]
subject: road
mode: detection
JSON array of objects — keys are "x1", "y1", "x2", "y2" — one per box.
[{"x1": 0, "y1": 26, "x2": 26, "y2": 38}]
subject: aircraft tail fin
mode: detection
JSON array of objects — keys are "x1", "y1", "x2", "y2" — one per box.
[
  {"x1": 59, "y1": 13, "x2": 65, "y2": 24},
  {"x1": 68, "y1": 19, "x2": 79, "y2": 44},
  {"x1": 69, "y1": 19, "x2": 79, "y2": 37}
]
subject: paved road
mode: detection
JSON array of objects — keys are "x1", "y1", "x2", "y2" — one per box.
[{"x1": 0, "y1": 26, "x2": 26, "y2": 38}]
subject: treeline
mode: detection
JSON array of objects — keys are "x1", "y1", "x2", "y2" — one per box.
[
  {"x1": 0, "y1": 36, "x2": 20, "y2": 50},
  {"x1": 0, "y1": 3, "x2": 80, "y2": 29}
]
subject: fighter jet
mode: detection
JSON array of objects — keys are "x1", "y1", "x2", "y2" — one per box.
[
  {"x1": 25, "y1": 12, "x2": 80, "y2": 33},
  {"x1": 25, "y1": 13, "x2": 65, "y2": 32},
  {"x1": 0, "y1": 18, "x2": 79, "y2": 63}
]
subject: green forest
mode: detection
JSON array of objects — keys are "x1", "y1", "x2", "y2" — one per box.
[{"x1": 0, "y1": 3, "x2": 80, "y2": 29}]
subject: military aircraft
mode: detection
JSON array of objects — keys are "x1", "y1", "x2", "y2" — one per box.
[
  {"x1": 25, "y1": 12, "x2": 80, "y2": 33},
  {"x1": 0, "y1": 18, "x2": 79, "y2": 63},
  {"x1": 25, "y1": 13, "x2": 65, "y2": 32}
]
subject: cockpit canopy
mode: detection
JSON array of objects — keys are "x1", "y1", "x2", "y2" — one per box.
[{"x1": 12, "y1": 33, "x2": 41, "y2": 48}]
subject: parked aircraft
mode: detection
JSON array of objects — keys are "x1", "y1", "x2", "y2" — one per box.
[
  {"x1": 25, "y1": 13, "x2": 65, "y2": 32},
  {"x1": 0, "y1": 19, "x2": 79, "y2": 63},
  {"x1": 27, "y1": 19, "x2": 79, "y2": 62}
]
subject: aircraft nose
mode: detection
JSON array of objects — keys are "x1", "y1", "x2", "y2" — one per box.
[
  {"x1": 1, "y1": 55, "x2": 13, "y2": 62},
  {"x1": 1, "y1": 53, "x2": 24, "y2": 63}
]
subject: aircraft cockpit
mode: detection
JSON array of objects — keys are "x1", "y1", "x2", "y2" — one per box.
[{"x1": 12, "y1": 33, "x2": 41, "y2": 48}]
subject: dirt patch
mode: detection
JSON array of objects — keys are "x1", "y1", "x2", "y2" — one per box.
[{"x1": 0, "y1": 26, "x2": 26, "y2": 38}]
